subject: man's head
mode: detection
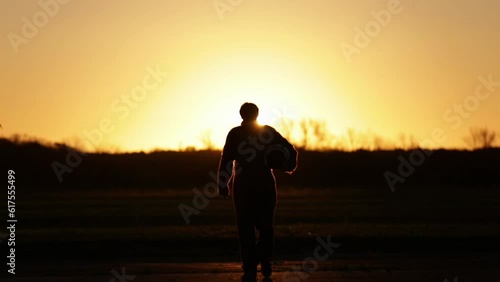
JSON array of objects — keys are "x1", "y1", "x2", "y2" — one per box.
[{"x1": 240, "y1": 102, "x2": 259, "y2": 121}]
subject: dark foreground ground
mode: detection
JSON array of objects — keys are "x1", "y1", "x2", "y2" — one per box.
[
  {"x1": 2, "y1": 185, "x2": 500, "y2": 281},
  {"x1": 7, "y1": 255, "x2": 500, "y2": 282}
]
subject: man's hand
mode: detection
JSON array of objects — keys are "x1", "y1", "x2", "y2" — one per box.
[
  {"x1": 218, "y1": 186, "x2": 229, "y2": 199},
  {"x1": 217, "y1": 156, "x2": 233, "y2": 199}
]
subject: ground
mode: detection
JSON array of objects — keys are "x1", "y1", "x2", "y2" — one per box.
[
  {"x1": 8, "y1": 256, "x2": 500, "y2": 281},
  {"x1": 3, "y1": 185, "x2": 499, "y2": 281}
]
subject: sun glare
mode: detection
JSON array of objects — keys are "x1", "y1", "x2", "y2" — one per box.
[{"x1": 119, "y1": 50, "x2": 350, "y2": 151}]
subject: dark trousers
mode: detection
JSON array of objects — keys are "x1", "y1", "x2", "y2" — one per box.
[{"x1": 233, "y1": 173, "x2": 276, "y2": 273}]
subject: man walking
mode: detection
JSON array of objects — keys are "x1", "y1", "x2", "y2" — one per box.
[{"x1": 217, "y1": 102, "x2": 297, "y2": 281}]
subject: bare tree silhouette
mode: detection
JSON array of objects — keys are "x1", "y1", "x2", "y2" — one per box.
[
  {"x1": 310, "y1": 120, "x2": 331, "y2": 150},
  {"x1": 346, "y1": 128, "x2": 360, "y2": 151},
  {"x1": 463, "y1": 127, "x2": 497, "y2": 149},
  {"x1": 200, "y1": 129, "x2": 215, "y2": 150},
  {"x1": 275, "y1": 116, "x2": 296, "y2": 141},
  {"x1": 368, "y1": 132, "x2": 394, "y2": 151},
  {"x1": 211, "y1": 117, "x2": 485, "y2": 151},
  {"x1": 398, "y1": 133, "x2": 418, "y2": 150},
  {"x1": 299, "y1": 119, "x2": 313, "y2": 149}
]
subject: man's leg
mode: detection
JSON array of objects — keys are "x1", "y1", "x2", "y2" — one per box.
[
  {"x1": 234, "y1": 191, "x2": 258, "y2": 278},
  {"x1": 255, "y1": 186, "x2": 276, "y2": 277}
]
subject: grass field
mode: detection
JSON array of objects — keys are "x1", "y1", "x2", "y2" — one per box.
[
  {"x1": 12, "y1": 185, "x2": 500, "y2": 244},
  {"x1": 3, "y1": 185, "x2": 500, "y2": 280}
]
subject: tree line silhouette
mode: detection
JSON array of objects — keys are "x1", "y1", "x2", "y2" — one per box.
[
  {"x1": 198, "y1": 119, "x2": 499, "y2": 151},
  {"x1": 1, "y1": 135, "x2": 499, "y2": 190}
]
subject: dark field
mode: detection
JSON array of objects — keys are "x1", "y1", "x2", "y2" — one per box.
[
  {"x1": 2, "y1": 141, "x2": 500, "y2": 280},
  {"x1": 4, "y1": 185, "x2": 500, "y2": 281}
]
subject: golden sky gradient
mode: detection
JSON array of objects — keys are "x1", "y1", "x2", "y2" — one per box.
[{"x1": 1, "y1": 0, "x2": 499, "y2": 151}]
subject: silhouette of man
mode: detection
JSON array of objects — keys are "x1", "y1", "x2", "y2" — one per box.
[{"x1": 217, "y1": 102, "x2": 297, "y2": 282}]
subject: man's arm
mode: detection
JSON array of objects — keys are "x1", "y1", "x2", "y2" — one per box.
[
  {"x1": 217, "y1": 154, "x2": 233, "y2": 198},
  {"x1": 217, "y1": 131, "x2": 235, "y2": 198}
]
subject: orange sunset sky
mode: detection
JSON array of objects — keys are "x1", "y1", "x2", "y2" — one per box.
[{"x1": 1, "y1": 0, "x2": 499, "y2": 152}]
